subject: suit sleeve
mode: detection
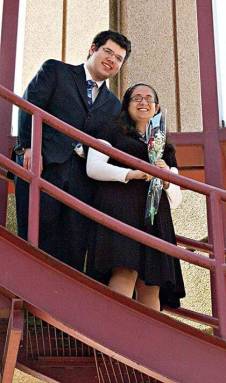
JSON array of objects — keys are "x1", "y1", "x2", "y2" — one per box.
[{"x1": 18, "y1": 60, "x2": 57, "y2": 148}]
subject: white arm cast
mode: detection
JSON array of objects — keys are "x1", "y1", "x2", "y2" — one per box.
[
  {"x1": 165, "y1": 167, "x2": 182, "y2": 209},
  {"x1": 86, "y1": 140, "x2": 131, "y2": 183}
]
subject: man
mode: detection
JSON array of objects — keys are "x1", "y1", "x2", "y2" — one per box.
[{"x1": 15, "y1": 30, "x2": 131, "y2": 271}]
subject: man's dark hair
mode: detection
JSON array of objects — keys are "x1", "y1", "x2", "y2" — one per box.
[{"x1": 88, "y1": 30, "x2": 131, "y2": 62}]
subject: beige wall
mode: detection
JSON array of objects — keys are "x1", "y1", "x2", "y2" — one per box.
[
  {"x1": 66, "y1": 0, "x2": 109, "y2": 64},
  {"x1": 176, "y1": 0, "x2": 203, "y2": 132},
  {"x1": 20, "y1": 0, "x2": 109, "y2": 91},
  {"x1": 117, "y1": 0, "x2": 202, "y2": 133},
  {"x1": 18, "y1": 0, "x2": 203, "y2": 134},
  {"x1": 22, "y1": 0, "x2": 63, "y2": 89}
]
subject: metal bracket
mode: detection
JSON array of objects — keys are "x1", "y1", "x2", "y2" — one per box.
[{"x1": 1, "y1": 299, "x2": 24, "y2": 383}]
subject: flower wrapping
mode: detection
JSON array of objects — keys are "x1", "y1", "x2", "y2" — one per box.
[{"x1": 145, "y1": 110, "x2": 167, "y2": 224}]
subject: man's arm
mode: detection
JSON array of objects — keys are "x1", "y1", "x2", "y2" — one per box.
[{"x1": 18, "y1": 59, "x2": 57, "y2": 149}]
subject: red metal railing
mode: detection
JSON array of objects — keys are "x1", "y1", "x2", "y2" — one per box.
[{"x1": 0, "y1": 84, "x2": 226, "y2": 339}]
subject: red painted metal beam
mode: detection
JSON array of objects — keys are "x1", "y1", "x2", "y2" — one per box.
[
  {"x1": 196, "y1": 0, "x2": 224, "y2": 185},
  {"x1": 17, "y1": 363, "x2": 59, "y2": 383},
  {"x1": 0, "y1": 228, "x2": 226, "y2": 383},
  {"x1": 1, "y1": 299, "x2": 24, "y2": 383},
  {"x1": 0, "y1": 0, "x2": 20, "y2": 226},
  {"x1": 196, "y1": 0, "x2": 226, "y2": 232},
  {"x1": 0, "y1": 294, "x2": 11, "y2": 319},
  {"x1": 17, "y1": 360, "x2": 98, "y2": 383},
  {"x1": 196, "y1": 0, "x2": 226, "y2": 334}
]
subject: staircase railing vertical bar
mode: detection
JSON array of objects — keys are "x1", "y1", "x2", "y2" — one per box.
[
  {"x1": 33, "y1": 316, "x2": 40, "y2": 357},
  {"x1": 40, "y1": 320, "x2": 46, "y2": 357},
  {"x1": 0, "y1": 0, "x2": 20, "y2": 226},
  {"x1": 1, "y1": 299, "x2": 24, "y2": 383},
  {"x1": 47, "y1": 323, "x2": 52, "y2": 357},
  {"x1": 196, "y1": 0, "x2": 226, "y2": 334},
  {"x1": 27, "y1": 112, "x2": 42, "y2": 246},
  {"x1": 209, "y1": 191, "x2": 226, "y2": 338},
  {"x1": 94, "y1": 348, "x2": 102, "y2": 383}
]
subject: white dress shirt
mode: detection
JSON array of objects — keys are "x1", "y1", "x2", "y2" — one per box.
[{"x1": 83, "y1": 63, "x2": 104, "y2": 102}]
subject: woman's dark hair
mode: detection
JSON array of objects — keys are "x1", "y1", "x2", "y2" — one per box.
[
  {"x1": 87, "y1": 30, "x2": 131, "y2": 62},
  {"x1": 118, "y1": 83, "x2": 160, "y2": 136}
]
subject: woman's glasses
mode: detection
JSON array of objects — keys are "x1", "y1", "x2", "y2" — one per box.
[{"x1": 130, "y1": 95, "x2": 156, "y2": 104}]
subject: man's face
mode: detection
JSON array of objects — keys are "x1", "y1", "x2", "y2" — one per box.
[{"x1": 86, "y1": 39, "x2": 126, "y2": 81}]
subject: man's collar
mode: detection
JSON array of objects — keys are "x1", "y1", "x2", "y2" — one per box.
[{"x1": 83, "y1": 63, "x2": 104, "y2": 89}]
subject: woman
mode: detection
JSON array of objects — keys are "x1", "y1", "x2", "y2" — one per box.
[{"x1": 86, "y1": 83, "x2": 185, "y2": 310}]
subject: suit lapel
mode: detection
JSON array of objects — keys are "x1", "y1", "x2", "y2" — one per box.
[
  {"x1": 91, "y1": 82, "x2": 111, "y2": 111},
  {"x1": 71, "y1": 65, "x2": 112, "y2": 111},
  {"x1": 71, "y1": 64, "x2": 89, "y2": 109}
]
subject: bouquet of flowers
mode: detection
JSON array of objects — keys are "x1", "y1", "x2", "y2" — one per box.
[{"x1": 145, "y1": 110, "x2": 167, "y2": 224}]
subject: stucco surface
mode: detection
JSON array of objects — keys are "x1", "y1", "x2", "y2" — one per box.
[
  {"x1": 66, "y1": 0, "x2": 109, "y2": 65},
  {"x1": 13, "y1": 370, "x2": 44, "y2": 383},
  {"x1": 22, "y1": 0, "x2": 63, "y2": 90},
  {"x1": 172, "y1": 190, "x2": 211, "y2": 330}
]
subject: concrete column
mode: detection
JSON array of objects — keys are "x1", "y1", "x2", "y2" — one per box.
[
  {"x1": 65, "y1": 0, "x2": 109, "y2": 64},
  {"x1": 21, "y1": 0, "x2": 63, "y2": 89},
  {"x1": 111, "y1": 0, "x2": 202, "y2": 133}
]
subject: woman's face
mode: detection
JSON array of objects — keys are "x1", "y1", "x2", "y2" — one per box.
[{"x1": 128, "y1": 85, "x2": 159, "y2": 126}]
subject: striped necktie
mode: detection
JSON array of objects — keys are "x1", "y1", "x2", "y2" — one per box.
[{"x1": 86, "y1": 80, "x2": 97, "y2": 108}]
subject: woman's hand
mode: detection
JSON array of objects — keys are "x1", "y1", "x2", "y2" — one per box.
[
  {"x1": 155, "y1": 159, "x2": 169, "y2": 170},
  {"x1": 155, "y1": 159, "x2": 170, "y2": 189},
  {"x1": 126, "y1": 170, "x2": 149, "y2": 182}
]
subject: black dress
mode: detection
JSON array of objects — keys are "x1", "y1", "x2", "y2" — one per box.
[{"x1": 87, "y1": 125, "x2": 185, "y2": 308}]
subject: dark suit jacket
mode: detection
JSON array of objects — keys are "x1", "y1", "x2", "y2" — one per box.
[{"x1": 18, "y1": 60, "x2": 121, "y2": 165}]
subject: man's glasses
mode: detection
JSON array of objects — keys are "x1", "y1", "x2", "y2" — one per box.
[
  {"x1": 102, "y1": 47, "x2": 124, "y2": 64},
  {"x1": 130, "y1": 95, "x2": 156, "y2": 104}
]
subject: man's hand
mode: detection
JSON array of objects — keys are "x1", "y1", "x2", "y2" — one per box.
[
  {"x1": 23, "y1": 148, "x2": 43, "y2": 173},
  {"x1": 23, "y1": 149, "x2": 32, "y2": 170}
]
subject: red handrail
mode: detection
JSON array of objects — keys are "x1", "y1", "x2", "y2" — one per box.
[{"x1": 0, "y1": 84, "x2": 226, "y2": 339}]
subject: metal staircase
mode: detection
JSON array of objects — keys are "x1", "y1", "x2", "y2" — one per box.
[
  {"x1": 0, "y1": 75, "x2": 226, "y2": 383},
  {"x1": 1, "y1": 1, "x2": 226, "y2": 381},
  {"x1": 1, "y1": 225, "x2": 226, "y2": 383}
]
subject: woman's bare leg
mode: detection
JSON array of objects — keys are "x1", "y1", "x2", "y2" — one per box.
[
  {"x1": 135, "y1": 278, "x2": 160, "y2": 311},
  {"x1": 109, "y1": 267, "x2": 138, "y2": 298}
]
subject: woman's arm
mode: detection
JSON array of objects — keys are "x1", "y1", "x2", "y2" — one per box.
[
  {"x1": 164, "y1": 167, "x2": 182, "y2": 209},
  {"x1": 87, "y1": 140, "x2": 147, "y2": 183},
  {"x1": 86, "y1": 140, "x2": 131, "y2": 183},
  {"x1": 156, "y1": 155, "x2": 182, "y2": 209}
]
